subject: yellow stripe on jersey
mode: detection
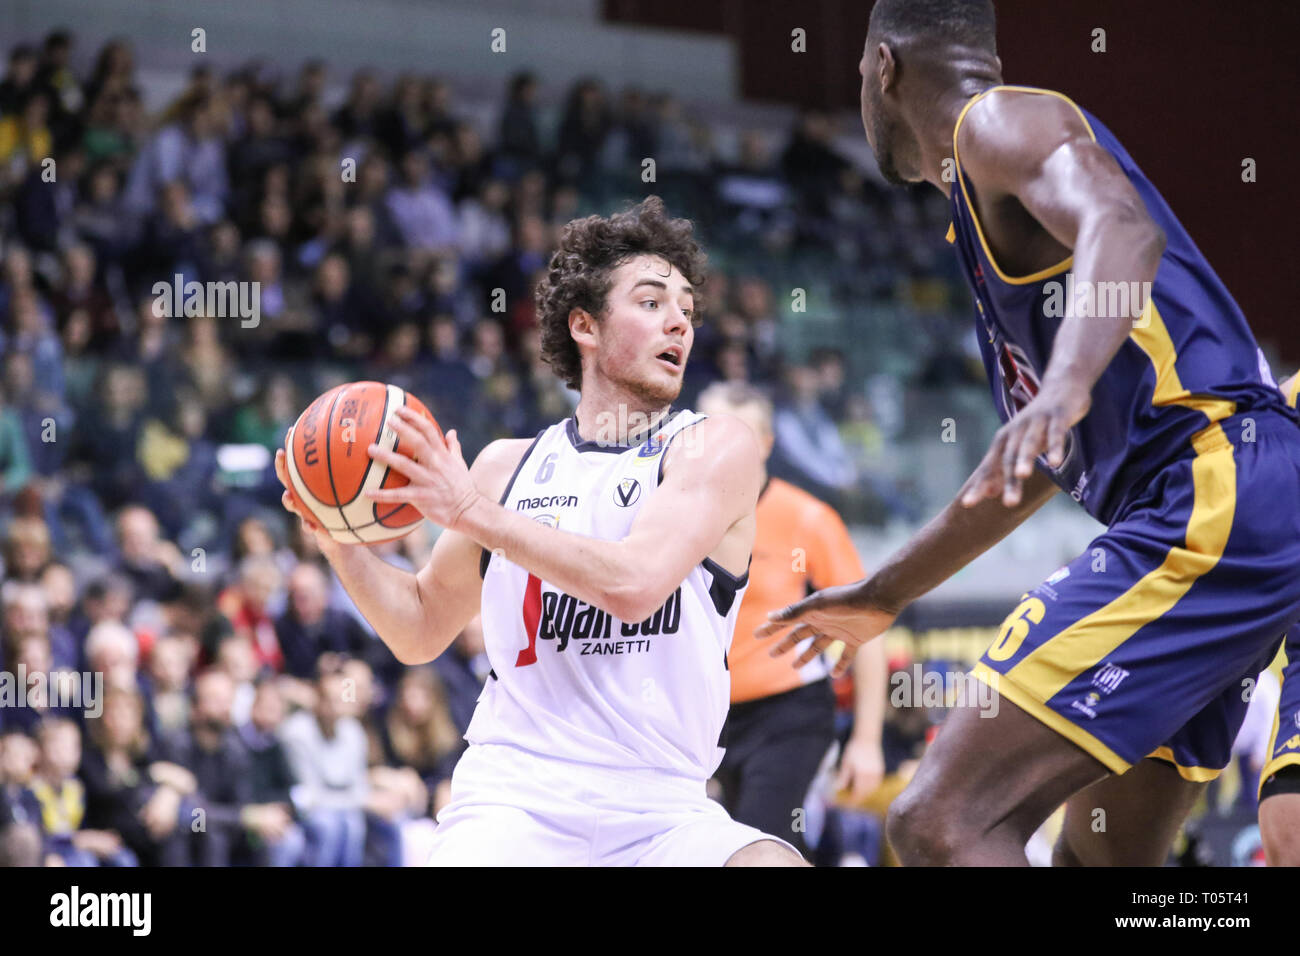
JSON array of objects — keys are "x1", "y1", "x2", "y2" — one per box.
[{"x1": 1130, "y1": 300, "x2": 1238, "y2": 427}]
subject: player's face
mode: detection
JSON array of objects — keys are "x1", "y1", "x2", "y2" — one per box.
[
  {"x1": 860, "y1": 40, "x2": 909, "y2": 186},
  {"x1": 591, "y1": 255, "x2": 695, "y2": 407}
]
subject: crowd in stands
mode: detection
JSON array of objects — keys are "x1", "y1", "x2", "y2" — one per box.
[{"x1": 0, "y1": 29, "x2": 971, "y2": 865}]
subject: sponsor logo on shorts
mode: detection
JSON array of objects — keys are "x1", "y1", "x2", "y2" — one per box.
[
  {"x1": 1092, "y1": 661, "x2": 1130, "y2": 695},
  {"x1": 1070, "y1": 691, "x2": 1102, "y2": 719},
  {"x1": 1283, "y1": 733, "x2": 1300, "y2": 751}
]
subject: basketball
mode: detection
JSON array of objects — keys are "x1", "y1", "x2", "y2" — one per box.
[{"x1": 283, "y1": 381, "x2": 442, "y2": 543}]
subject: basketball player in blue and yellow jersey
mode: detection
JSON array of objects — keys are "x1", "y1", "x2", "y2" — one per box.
[
  {"x1": 757, "y1": 0, "x2": 1300, "y2": 865},
  {"x1": 1261, "y1": 370, "x2": 1300, "y2": 866}
]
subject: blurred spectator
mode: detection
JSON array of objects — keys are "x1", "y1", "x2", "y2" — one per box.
[
  {"x1": 213, "y1": 632, "x2": 259, "y2": 725},
  {"x1": 123, "y1": 90, "x2": 228, "y2": 224},
  {"x1": 497, "y1": 72, "x2": 542, "y2": 173},
  {"x1": 385, "y1": 150, "x2": 457, "y2": 252},
  {"x1": 457, "y1": 178, "x2": 512, "y2": 270},
  {"x1": 0, "y1": 91, "x2": 53, "y2": 190},
  {"x1": 279, "y1": 667, "x2": 368, "y2": 867},
  {"x1": 216, "y1": 555, "x2": 284, "y2": 671},
  {"x1": 333, "y1": 70, "x2": 381, "y2": 144},
  {"x1": 0, "y1": 384, "x2": 33, "y2": 521},
  {"x1": 114, "y1": 505, "x2": 182, "y2": 604},
  {"x1": 0, "y1": 729, "x2": 43, "y2": 865},
  {"x1": 72, "y1": 161, "x2": 135, "y2": 271},
  {"x1": 0, "y1": 45, "x2": 40, "y2": 116},
  {"x1": 80, "y1": 683, "x2": 188, "y2": 866},
  {"x1": 781, "y1": 109, "x2": 850, "y2": 226},
  {"x1": 276, "y1": 563, "x2": 369, "y2": 679},
  {"x1": 75, "y1": 365, "x2": 148, "y2": 509},
  {"x1": 33, "y1": 718, "x2": 137, "y2": 866},
  {"x1": 554, "y1": 78, "x2": 611, "y2": 186},
  {"x1": 4, "y1": 516, "x2": 51, "y2": 582},
  {"x1": 143, "y1": 633, "x2": 195, "y2": 735},
  {"x1": 236, "y1": 676, "x2": 303, "y2": 866},
  {"x1": 34, "y1": 31, "x2": 83, "y2": 145},
  {"x1": 152, "y1": 669, "x2": 251, "y2": 865},
  {"x1": 771, "y1": 364, "x2": 858, "y2": 508},
  {"x1": 39, "y1": 563, "x2": 80, "y2": 667},
  {"x1": 84, "y1": 620, "x2": 140, "y2": 691}
]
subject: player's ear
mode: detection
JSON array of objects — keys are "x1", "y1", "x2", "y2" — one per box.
[
  {"x1": 877, "y1": 42, "x2": 897, "y2": 92},
  {"x1": 569, "y1": 307, "x2": 598, "y2": 349}
]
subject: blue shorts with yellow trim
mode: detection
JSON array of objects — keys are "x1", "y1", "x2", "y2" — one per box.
[
  {"x1": 1261, "y1": 633, "x2": 1300, "y2": 793},
  {"x1": 973, "y1": 410, "x2": 1300, "y2": 782}
]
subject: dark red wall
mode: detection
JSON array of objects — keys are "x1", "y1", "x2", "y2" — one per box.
[{"x1": 604, "y1": 0, "x2": 1300, "y2": 362}]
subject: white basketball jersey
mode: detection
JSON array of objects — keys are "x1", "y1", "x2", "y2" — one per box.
[{"x1": 471, "y1": 409, "x2": 749, "y2": 780}]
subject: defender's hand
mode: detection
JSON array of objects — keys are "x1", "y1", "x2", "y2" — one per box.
[
  {"x1": 364, "y1": 405, "x2": 481, "y2": 532},
  {"x1": 961, "y1": 380, "x2": 1091, "y2": 509},
  {"x1": 753, "y1": 582, "x2": 897, "y2": 678}
]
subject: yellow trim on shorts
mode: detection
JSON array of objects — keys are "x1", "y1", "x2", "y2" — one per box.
[
  {"x1": 950, "y1": 86, "x2": 1093, "y2": 286},
  {"x1": 1287, "y1": 373, "x2": 1300, "y2": 409},
  {"x1": 1004, "y1": 423, "x2": 1236, "y2": 702},
  {"x1": 971, "y1": 662, "x2": 1131, "y2": 775},
  {"x1": 1260, "y1": 755, "x2": 1300, "y2": 795},
  {"x1": 1260, "y1": 649, "x2": 1297, "y2": 800},
  {"x1": 1146, "y1": 746, "x2": 1223, "y2": 783}
]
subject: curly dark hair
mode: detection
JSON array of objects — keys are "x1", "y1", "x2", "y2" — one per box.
[{"x1": 535, "y1": 195, "x2": 708, "y2": 390}]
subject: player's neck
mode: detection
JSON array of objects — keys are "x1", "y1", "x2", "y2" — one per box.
[
  {"x1": 572, "y1": 383, "x2": 673, "y2": 446},
  {"x1": 915, "y1": 67, "x2": 1002, "y2": 195}
]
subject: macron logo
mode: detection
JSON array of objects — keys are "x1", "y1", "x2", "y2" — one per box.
[{"x1": 50, "y1": 886, "x2": 151, "y2": 936}]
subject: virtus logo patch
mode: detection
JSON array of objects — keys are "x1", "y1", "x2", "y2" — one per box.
[{"x1": 613, "y1": 478, "x2": 641, "y2": 507}]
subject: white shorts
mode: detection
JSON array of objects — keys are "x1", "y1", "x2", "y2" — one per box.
[{"x1": 425, "y1": 742, "x2": 799, "y2": 866}]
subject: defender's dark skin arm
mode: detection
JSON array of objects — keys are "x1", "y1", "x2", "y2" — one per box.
[
  {"x1": 755, "y1": 466, "x2": 1057, "y2": 673},
  {"x1": 954, "y1": 89, "x2": 1166, "y2": 508}
]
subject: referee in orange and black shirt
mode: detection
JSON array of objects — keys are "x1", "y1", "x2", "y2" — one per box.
[{"x1": 700, "y1": 383, "x2": 887, "y2": 856}]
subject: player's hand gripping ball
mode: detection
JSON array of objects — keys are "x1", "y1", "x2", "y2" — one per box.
[{"x1": 280, "y1": 381, "x2": 441, "y2": 543}]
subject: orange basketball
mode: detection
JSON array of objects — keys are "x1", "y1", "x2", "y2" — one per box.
[{"x1": 283, "y1": 381, "x2": 442, "y2": 543}]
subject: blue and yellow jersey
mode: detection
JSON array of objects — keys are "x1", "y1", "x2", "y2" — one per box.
[{"x1": 947, "y1": 85, "x2": 1296, "y2": 525}]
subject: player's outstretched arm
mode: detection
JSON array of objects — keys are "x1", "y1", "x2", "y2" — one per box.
[
  {"x1": 367, "y1": 408, "x2": 761, "y2": 623},
  {"x1": 275, "y1": 439, "x2": 527, "y2": 665},
  {"x1": 957, "y1": 90, "x2": 1167, "y2": 508},
  {"x1": 755, "y1": 466, "x2": 1058, "y2": 676}
]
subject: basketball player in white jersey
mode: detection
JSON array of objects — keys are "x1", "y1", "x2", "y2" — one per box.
[{"x1": 274, "y1": 197, "x2": 805, "y2": 866}]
